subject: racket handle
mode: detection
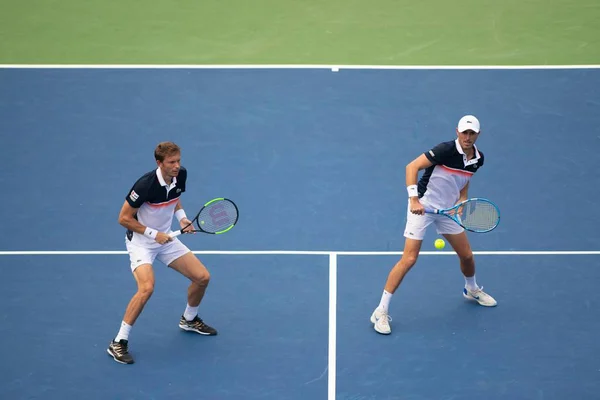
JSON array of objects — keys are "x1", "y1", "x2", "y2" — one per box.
[
  {"x1": 424, "y1": 208, "x2": 436, "y2": 214},
  {"x1": 169, "y1": 230, "x2": 183, "y2": 238}
]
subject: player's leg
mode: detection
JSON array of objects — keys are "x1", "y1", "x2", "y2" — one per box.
[
  {"x1": 108, "y1": 263, "x2": 156, "y2": 364},
  {"x1": 161, "y1": 241, "x2": 217, "y2": 335},
  {"x1": 123, "y1": 264, "x2": 156, "y2": 324},
  {"x1": 442, "y1": 231, "x2": 497, "y2": 307},
  {"x1": 371, "y1": 207, "x2": 431, "y2": 335},
  {"x1": 370, "y1": 238, "x2": 422, "y2": 334},
  {"x1": 383, "y1": 237, "x2": 423, "y2": 295}
]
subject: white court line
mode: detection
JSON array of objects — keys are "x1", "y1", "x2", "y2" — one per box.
[
  {"x1": 0, "y1": 250, "x2": 599, "y2": 256},
  {"x1": 1, "y1": 64, "x2": 600, "y2": 70},
  {"x1": 328, "y1": 254, "x2": 337, "y2": 400}
]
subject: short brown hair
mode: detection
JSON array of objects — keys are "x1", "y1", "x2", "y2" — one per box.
[{"x1": 154, "y1": 142, "x2": 181, "y2": 162}]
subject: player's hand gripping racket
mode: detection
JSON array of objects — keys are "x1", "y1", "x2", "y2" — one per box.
[
  {"x1": 169, "y1": 198, "x2": 239, "y2": 237},
  {"x1": 424, "y1": 198, "x2": 500, "y2": 233}
]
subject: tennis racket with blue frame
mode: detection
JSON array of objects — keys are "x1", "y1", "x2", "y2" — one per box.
[
  {"x1": 425, "y1": 198, "x2": 500, "y2": 233},
  {"x1": 169, "y1": 197, "x2": 239, "y2": 237}
]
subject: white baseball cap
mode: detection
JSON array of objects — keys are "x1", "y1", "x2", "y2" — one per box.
[{"x1": 457, "y1": 115, "x2": 481, "y2": 133}]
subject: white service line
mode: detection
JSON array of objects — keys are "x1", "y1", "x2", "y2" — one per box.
[{"x1": 1, "y1": 250, "x2": 599, "y2": 256}]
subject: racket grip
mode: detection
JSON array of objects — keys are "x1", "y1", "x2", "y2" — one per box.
[
  {"x1": 424, "y1": 208, "x2": 437, "y2": 214},
  {"x1": 169, "y1": 230, "x2": 183, "y2": 238}
]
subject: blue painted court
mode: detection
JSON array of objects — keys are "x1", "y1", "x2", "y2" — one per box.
[{"x1": 1, "y1": 67, "x2": 599, "y2": 399}]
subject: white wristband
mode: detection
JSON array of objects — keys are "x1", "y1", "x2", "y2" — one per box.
[
  {"x1": 407, "y1": 184, "x2": 418, "y2": 198},
  {"x1": 174, "y1": 209, "x2": 187, "y2": 222},
  {"x1": 144, "y1": 227, "x2": 158, "y2": 239}
]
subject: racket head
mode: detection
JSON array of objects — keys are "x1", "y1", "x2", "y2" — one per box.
[
  {"x1": 194, "y1": 198, "x2": 239, "y2": 234},
  {"x1": 448, "y1": 198, "x2": 500, "y2": 233}
]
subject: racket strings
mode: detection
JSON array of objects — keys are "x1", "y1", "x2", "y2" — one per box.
[
  {"x1": 458, "y1": 201, "x2": 499, "y2": 232},
  {"x1": 197, "y1": 201, "x2": 238, "y2": 233}
]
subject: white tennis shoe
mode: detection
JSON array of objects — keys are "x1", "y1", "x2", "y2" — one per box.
[
  {"x1": 463, "y1": 286, "x2": 497, "y2": 307},
  {"x1": 370, "y1": 308, "x2": 392, "y2": 334}
]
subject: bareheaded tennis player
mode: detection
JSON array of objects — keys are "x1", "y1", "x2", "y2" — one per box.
[
  {"x1": 371, "y1": 115, "x2": 497, "y2": 335},
  {"x1": 107, "y1": 142, "x2": 217, "y2": 364}
]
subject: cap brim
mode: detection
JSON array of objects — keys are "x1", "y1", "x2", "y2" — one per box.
[{"x1": 458, "y1": 125, "x2": 480, "y2": 133}]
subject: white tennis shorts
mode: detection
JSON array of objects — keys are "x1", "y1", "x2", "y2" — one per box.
[
  {"x1": 403, "y1": 203, "x2": 463, "y2": 240},
  {"x1": 125, "y1": 237, "x2": 191, "y2": 272}
]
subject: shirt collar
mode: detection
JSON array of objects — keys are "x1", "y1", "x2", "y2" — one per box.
[
  {"x1": 454, "y1": 139, "x2": 481, "y2": 166},
  {"x1": 156, "y1": 167, "x2": 177, "y2": 188}
]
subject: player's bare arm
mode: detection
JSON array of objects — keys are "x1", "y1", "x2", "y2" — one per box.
[
  {"x1": 458, "y1": 181, "x2": 470, "y2": 203},
  {"x1": 406, "y1": 154, "x2": 433, "y2": 215},
  {"x1": 174, "y1": 199, "x2": 194, "y2": 233},
  {"x1": 118, "y1": 200, "x2": 172, "y2": 244}
]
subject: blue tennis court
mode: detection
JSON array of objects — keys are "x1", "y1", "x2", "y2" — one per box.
[{"x1": 1, "y1": 66, "x2": 599, "y2": 399}]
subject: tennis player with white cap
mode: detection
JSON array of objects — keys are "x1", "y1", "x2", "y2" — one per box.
[{"x1": 370, "y1": 115, "x2": 497, "y2": 335}]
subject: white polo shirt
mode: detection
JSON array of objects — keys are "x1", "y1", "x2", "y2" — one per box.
[
  {"x1": 418, "y1": 140, "x2": 484, "y2": 210},
  {"x1": 125, "y1": 167, "x2": 187, "y2": 247}
]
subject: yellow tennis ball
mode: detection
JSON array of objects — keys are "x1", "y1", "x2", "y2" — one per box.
[
  {"x1": 434, "y1": 239, "x2": 445, "y2": 250},
  {"x1": 200, "y1": 221, "x2": 205, "y2": 225}
]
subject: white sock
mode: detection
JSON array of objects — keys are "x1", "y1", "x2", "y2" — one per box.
[
  {"x1": 465, "y1": 275, "x2": 479, "y2": 291},
  {"x1": 183, "y1": 304, "x2": 199, "y2": 321},
  {"x1": 377, "y1": 290, "x2": 393, "y2": 313},
  {"x1": 115, "y1": 321, "x2": 132, "y2": 342}
]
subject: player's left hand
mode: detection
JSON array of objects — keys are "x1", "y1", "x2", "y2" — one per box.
[{"x1": 180, "y1": 218, "x2": 195, "y2": 234}]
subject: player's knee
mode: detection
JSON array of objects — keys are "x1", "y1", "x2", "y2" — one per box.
[
  {"x1": 197, "y1": 271, "x2": 210, "y2": 286},
  {"x1": 189, "y1": 269, "x2": 210, "y2": 286},
  {"x1": 138, "y1": 281, "x2": 155, "y2": 299},
  {"x1": 401, "y1": 252, "x2": 419, "y2": 268},
  {"x1": 459, "y1": 252, "x2": 474, "y2": 265}
]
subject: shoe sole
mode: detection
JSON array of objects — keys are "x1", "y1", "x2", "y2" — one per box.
[
  {"x1": 106, "y1": 348, "x2": 134, "y2": 364},
  {"x1": 370, "y1": 313, "x2": 391, "y2": 335},
  {"x1": 179, "y1": 324, "x2": 217, "y2": 335}
]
